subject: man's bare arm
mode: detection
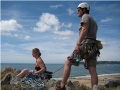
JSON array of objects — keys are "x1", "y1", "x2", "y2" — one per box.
[{"x1": 78, "y1": 23, "x2": 88, "y2": 44}]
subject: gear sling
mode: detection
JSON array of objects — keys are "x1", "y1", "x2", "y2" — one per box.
[{"x1": 78, "y1": 37, "x2": 103, "y2": 60}]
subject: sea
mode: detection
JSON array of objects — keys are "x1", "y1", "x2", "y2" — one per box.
[{"x1": 1, "y1": 63, "x2": 120, "y2": 78}]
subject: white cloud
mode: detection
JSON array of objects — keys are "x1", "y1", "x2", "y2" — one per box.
[
  {"x1": 0, "y1": 19, "x2": 22, "y2": 35},
  {"x1": 67, "y1": 8, "x2": 74, "y2": 15},
  {"x1": 50, "y1": 4, "x2": 63, "y2": 9},
  {"x1": 97, "y1": 38, "x2": 120, "y2": 61},
  {"x1": 61, "y1": 23, "x2": 72, "y2": 28},
  {"x1": 13, "y1": 34, "x2": 19, "y2": 37},
  {"x1": 24, "y1": 35, "x2": 31, "y2": 40},
  {"x1": 1, "y1": 43, "x2": 15, "y2": 47},
  {"x1": 1, "y1": 41, "x2": 70, "y2": 64},
  {"x1": 1, "y1": 32, "x2": 12, "y2": 36},
  {"x1": 33, "y1": 13, "x2": 60, "y2": 32},
  {"x1": 101, "y1": 18, "x2": 112, "y2": 23},
  {"x1": 66, "y1": 23, "x2": 72, "y2": 28},
  {"x1": 18, "y1": 41, "x2": 74, "y2": 63},
  {"x1": 99, "y1": 43, "x2": 120, "y2": 61},
  {"x1": 54, "y1": 36, "x2": 70, "y2": 40},
  {"x1": 40, "y1": 13, "x2": 60, "y2": 27},
  {"x1": 1, "y1": 50, "x2": 34, "y2": 63},
  {"x1": 54, "y1": 30, "x2": 73, "y2": 36},
  {"x1": 34, "y1": 22, "x2": 51, "y2": 32},
  {"x1": 33, "y1": 13, "x2": 73, "y2": 37}
]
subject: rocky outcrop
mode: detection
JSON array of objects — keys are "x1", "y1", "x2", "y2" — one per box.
[
  {"x1": 1, "y1": 67, "x2": 120, "y2": 90},
  {"x1": 1, "y1": 67, "x2": 89, "y2": 90},
  {"x1": 1, "y1": 73, "x2": 12, "y2": 85},
  {"x1": 1, "y1": 67, "x2": 21, "y2": 85},
  {"x1": 105, "y1": 80, "x2": 120, "y2": 88}
]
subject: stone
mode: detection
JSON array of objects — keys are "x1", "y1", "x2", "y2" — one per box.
[
  {"x1": 1, "y1": 73, "x2": 12, "y2": 85},
  {"x1": 2, "y1": 67, "x2": 119, "y2": 90}
]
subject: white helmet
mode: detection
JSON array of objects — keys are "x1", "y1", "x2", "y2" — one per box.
[{"x1": 77, "y1": 2, "x2": 90, "y2": 10}]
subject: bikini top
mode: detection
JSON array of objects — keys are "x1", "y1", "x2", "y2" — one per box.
[
  {"x1": 34, "y1": 62, "x2": 46, "y2": 71},
  {"x1": 34, "y1": 64, "x2": 41, "y2": 71}
]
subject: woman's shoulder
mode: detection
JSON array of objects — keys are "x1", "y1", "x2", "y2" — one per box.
[{"x1": 36, "y1": 57, "x2": 43, "y2": 62}]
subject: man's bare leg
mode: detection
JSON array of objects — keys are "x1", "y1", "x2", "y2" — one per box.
[
  {"x1": 89, "y1": 66, "x2": 98, "y2": 88},
  {"x1": 61, "y1": 60, "x2": 72, "y2": 87}
]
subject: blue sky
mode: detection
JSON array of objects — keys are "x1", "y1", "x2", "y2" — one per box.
[{"x1": 1, "y1": 1, "x2": 120, "y2": 63}]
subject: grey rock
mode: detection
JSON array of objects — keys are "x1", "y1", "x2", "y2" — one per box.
[
  {"x1": 105, "y1": 80, "x2": 120, "y2": 88},
  {"x1": 48, "y1": 87, "x2": 56, "y2": 90},
  {"x1": 1, "y1": 73, "x2": 12, "y2": 85}
]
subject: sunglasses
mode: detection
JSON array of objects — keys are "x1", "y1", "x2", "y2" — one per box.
[{"x1": 78, "y1": 9, "x2": 81, "y2": 12}]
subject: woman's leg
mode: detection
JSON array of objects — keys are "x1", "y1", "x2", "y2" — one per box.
[{"x1": 17, "y1": 68, "x2": 29, "y2": 78}]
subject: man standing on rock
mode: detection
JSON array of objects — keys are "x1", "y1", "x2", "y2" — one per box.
[{"x1": 55, "y1": 2, "x2": 99, "y2": 90}]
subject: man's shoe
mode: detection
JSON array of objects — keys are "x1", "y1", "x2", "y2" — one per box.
[
  {"x1": 93, "y1": 84, "x2": 99, "y2": 90},
  {"x1": 55, "y1": 85, "x2": 66, "y2": 90},
  {"x1": 55, "y1": 80, "x2": 66, "y2": 90}
]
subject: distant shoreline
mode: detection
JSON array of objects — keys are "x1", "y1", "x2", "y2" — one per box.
[
  {"x1": 52, "y1": 73, "x2": 120, "y2": 80},
  {"x1": 1, "y1": 61, "x2": 120, "y2": 64},
  {"x1": 1, "y1": 63, "x2": 120, "y2": 78}
]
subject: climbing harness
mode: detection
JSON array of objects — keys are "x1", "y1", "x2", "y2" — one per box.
[
  {"x1": 68, "y1": 53, "x2": 82, "y2": 66},
  {"x1": 78, "y1": 38, "x2": 102, "y2": 60}
]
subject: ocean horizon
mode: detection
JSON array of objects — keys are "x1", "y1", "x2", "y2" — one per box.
[{"x1": 1, "y1": 63, "x2": 120, "y2": 78}]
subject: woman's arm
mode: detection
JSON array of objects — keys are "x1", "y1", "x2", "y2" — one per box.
[{"x1": 34, "y1": 58, "x2": 46, "y2": 74}]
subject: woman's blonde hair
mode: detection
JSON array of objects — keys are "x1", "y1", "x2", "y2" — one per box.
[{"x1": 32, "y1": 48, "x2": 41, "y2": 56}]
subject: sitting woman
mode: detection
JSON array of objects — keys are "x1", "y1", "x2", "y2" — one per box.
[{"x1": 17, "y1": 48, "x2": 52, "y2": 80}]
